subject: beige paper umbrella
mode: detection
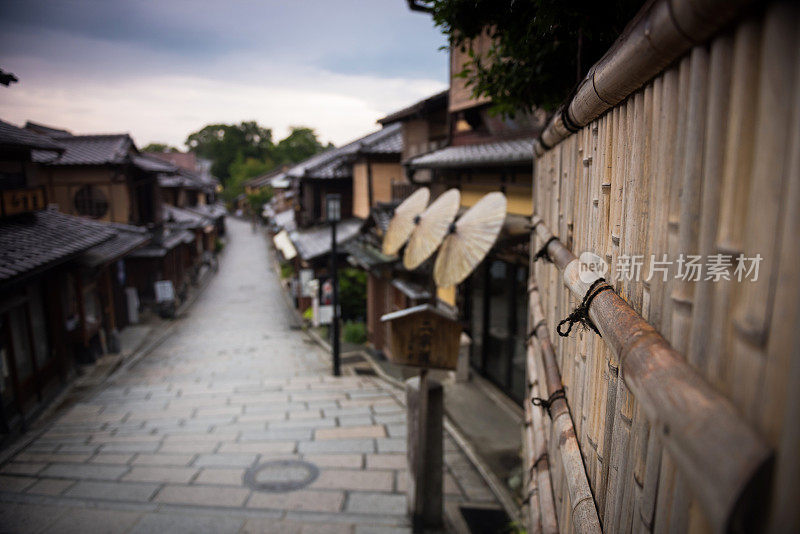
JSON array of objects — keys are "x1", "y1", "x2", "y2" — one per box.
[
  {"x1": 403, "y1": 188, "x2": 461, "y2": 270},
  {"x1": 434, "y1": 191, "x2": 507, "y2": 287},
  {"x1": 381, "y1": 187, "x2": 430, "y2": 256}
]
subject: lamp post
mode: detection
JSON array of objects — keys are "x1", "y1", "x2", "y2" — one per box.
[{"x1": 326, "y1": 194, "x2": 341, "y2": 377}]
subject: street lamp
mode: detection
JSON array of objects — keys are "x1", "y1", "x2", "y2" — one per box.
[{"x1": 326, "y1": 194, "x2": 341, "y2": 377}]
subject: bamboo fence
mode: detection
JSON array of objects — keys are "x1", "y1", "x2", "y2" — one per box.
[{"x1": 525, "y1": 1, "x2": 800, "y2": 532}]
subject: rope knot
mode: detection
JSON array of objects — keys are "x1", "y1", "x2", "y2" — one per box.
[
  {"x1": 531, "y1": 388, "x2": 566, "y2": 417},
  {"x1": 533, "y1": 236, "x2": 559, "y2": 263},
  {"x1": 556, "y1": 278, "x2": 613, "y2": 338}
]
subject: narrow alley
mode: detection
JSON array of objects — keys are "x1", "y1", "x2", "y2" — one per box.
[{"x1": 0, "y1": 218, "x2": 498, "y2": 534}]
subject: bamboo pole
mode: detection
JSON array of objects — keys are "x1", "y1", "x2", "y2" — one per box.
[
  {"x1": 528, "y1": 276, "x2": 602, "y2": 534},
  {"x1": 533, "y1": 0, "x2": 757, "y2": 157},
  {"x1": 530, "y1": 217, "x2": 772, "y2": 532},
  {"x1": 526, "y1": 351, "x2": 558, "y2": 534}
]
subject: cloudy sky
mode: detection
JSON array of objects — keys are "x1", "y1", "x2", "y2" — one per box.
[{"x1": 0, "y1": 1, "x2": 448, "y2": 148}]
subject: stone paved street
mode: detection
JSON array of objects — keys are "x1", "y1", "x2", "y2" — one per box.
[{"x1": 0, "y1": 217, "x2": 499, "y2": 533}]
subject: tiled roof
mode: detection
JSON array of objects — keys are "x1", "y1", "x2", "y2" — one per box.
[
  {"x1": 163, "y1": 204, "x2": 211, "y2": 230},
  {"x1": 0, "y1": 120, "x2": 65, "y2": 152},
  {"x1": 24, "y1": 121, "x2": 73, "y2": 138},
  {"x1": 128, "y1": 229, "x2": 193, "y2": 258},
  {"x1": 272, "y1": 209, "x2": 296, "y2": 232},
  {"x1": 343, "y1": 235, "x2": 395, "y2": 270},
  {"x1": 132, "y1": 154, "x2": 177, "y2": 173},
  {"x1": 358, "y1": 126, "x2": 403, "y2": 155},
  {"x1": 378, "y1": 90, "x2": 448, "y2": 125},
  {"x1": 32, "y1": 134, "x2": 133, "y2": 166},
  {"x1": 80, "y1": 223, "x2": 150, "y2": 267},
  {"x1": 288, "y1": 219, "x2": 362, "y2": 261},
  {"x1": 158, "y1": 168, "x2": 216, "y2": 192},
  {"x1": 290, "y1": 123, "x2": 403, "y2": 180},
  {"x1": 185, "y1": 203, "x2": 226, "y2": 221},
  {"x1": 0, "y1": 209, "x2": 115, "y2": 283},
  {"x1": 406, "y1": 138, "x2": 534, "y2": 169}
]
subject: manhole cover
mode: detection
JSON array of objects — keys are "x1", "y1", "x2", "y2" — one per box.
[{"x1": 244, "y1": 460, "x2": 319, "y2": 492}]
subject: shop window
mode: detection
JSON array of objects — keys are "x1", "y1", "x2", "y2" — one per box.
[{"x1": 74, "y1": 185, "x2": 109, "y2": 218}]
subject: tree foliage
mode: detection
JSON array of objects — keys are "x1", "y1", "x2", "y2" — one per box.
[
  {"x1": 184, "y1": 122, "x2": 331, "y2": 188},
  {"x1": 142, "y1": 143, "x2": 178, "y2": 153},
  {"x1": 419, "y1": 0, "x2": 641, "y2": 114},
  {"x1": 186, "y1": 121, "x2": 274, "y2": 183},
  {"x1": 338, "y1": 268, "x2": 367, "y2": 321},
  {"x1": 273, "y1": 127, "x2": 332, "y2": 166}
]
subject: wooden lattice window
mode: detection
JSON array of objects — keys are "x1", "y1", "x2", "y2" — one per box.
[{"x1": 73, "y1": 185, "x2": 109, "y2": 218}]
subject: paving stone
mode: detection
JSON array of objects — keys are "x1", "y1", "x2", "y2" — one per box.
[
  {"x1": 65, "y1": 480, "x2": 160, "y2": 502},
  {"x1": 372, "y1": 414, "x2": 406, "y2": 424},
  {"x1": 385, "y1": 425, "x2": 406, "y2": 438},
  {"x1": 14, "y1": 451, "x2": 90, "y2": 463},
  {"x1": 241, "y1": 518, "x2": 302, "y2": 534},
  {"x1": 99, "y1": 441, "x2": 161, "y2": 454},
  {"x1": 193, "y1": 468, "x2": 245, "y2": 486},
  {"x1": 301, "y1": 524, "x2": 354, "y2": 534},
  {"x1": 0, "y1": 474, "x2": 37, "y2": 492},
  {"x1": 26, "y1": 478, "x2": 76, "y2": 495},
  {"x1": 163, "y1": 433, "x2": 236, "y2": 443},
  {"x1": 346, "y1": 492, "x2": 407, "y2": 515},
  {"x1": 303, "y1": 454, "x2": 363, "y2": 469},
  {"x1": 123, "y1": 466, "x2": 198, "y2": 483},
  {"x1": 90, "y1": 454, "x2": 134, "y2": 464},
  {"x1": 375, "y1": 439, "x2": 406, "y2": 453},
  {"x1": 336, "y1": 415, "x2": 374, "y2": 427},
  {"x1": 269, "y1": 419, "x2": 337, "y2": 430},
  {"x1": 0, "y1": 462, "x2": 46, "y2": 475},
  {"x1": 315, "y1": 425, "x2": 387, "y2": 440},
  {"x1": 217, "y1": 441, "x2": 296, "y2": 454},
  {"x1": 56, "y1": 443, "x2": 100, "y2": 454},
  {"x1": 39, "y1": 463, "x2": 129, "y2": 480},
  {"x1": 298, "y1": 439, "x2": 375, "y2": 455},
  {"x1": 158, "y1": 442, "x2": 219, "y2": 454},
  {"x1": 42, "y1": 507, "x2": 142, "y2": 534},
  {"x1": 132, "y1": 453, "x2": 195, "y2": 466},
  {"x1": 194, "y1": 453, "x2": 259, "y2": 468},
  {"x1": 366, "y1": 454, "x2": 407, "y2": 470},
  {"x1": 155, "y1": 484, "x2": 250, "y2": 507},
  {"x1": 247, "y1": 489, "x2": 344, "y2": 512},
  {"x1": 128, "y1": 511, "x2": 244, "y2": 534},
  {"x1": 312, "y1": 469, "x2": 393, "y2": 492},
  {"x1": 240, "y1": 429, "x2": 313, "y2": 441},
  {"x1": 0, "y1": 502, "x2": 66, "y2": 532}
]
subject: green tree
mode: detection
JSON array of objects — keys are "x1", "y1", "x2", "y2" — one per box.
[
  {"x1": 273, "y1": 127, "x2": 331, "y2": 166},
  {"x1": 413, "y1": 0, "x2": 640, "y2": 114},
  {"x1": 185, "y1": 121, "x2": 274, "y2": 183},
  {"x1": 222, "y1": 155, "x2": 275, "y2": 204},
  {"x1": 142, "y1": 143, "x2": 178, "y2": 152}
]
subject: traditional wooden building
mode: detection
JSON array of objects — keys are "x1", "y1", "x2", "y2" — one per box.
[{"x1": 0, "y1": 120, "x2": 121, "y2": 434}]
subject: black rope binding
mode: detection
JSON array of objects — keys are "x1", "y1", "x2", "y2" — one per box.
[
  {"x1": 533, "y1": 236, "x2": 559, "y2": 263},
  {"x1": 531, "y1": 388, "x2": 566, "y2": 417},
  {"x1": 556, "y1": 278, "x2": 613, "y2": 338}
]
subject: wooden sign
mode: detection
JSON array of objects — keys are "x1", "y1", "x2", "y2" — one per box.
[
  {"x1": 1, "y1": 187, "x2": 46, "y2": 217},
  {"x1": 380, "y1": 304, "x2": 461, "y2": 370}
]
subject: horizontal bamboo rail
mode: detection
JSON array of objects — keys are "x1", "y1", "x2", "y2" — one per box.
[
  {"x1": 527, "y1": 275, "x2": 602, "y2": 534},
  {"x1": 530, "y1": 215, "x2": 772, "y2": 532},
  {"x1": 534, "y1": 0, "x2": 757, "y2": 157}
]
